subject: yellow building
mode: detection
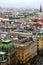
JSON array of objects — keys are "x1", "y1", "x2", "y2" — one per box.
[
  {"x1": 37, "y1": 32, "x2": 43, "y2": 55},
  {"x1": 13, "y1": 36, "x2": 37, "y2": 65}
]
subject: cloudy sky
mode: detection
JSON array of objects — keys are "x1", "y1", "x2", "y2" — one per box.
[{"x1": 0, "y1": 0, "x2": 43, "y2": 8}]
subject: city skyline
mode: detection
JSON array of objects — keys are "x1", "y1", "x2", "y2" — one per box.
[{"x1": 0, "y1": 0, "x2": 43, "y2": 8}]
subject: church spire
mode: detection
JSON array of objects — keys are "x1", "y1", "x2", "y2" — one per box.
[{"x1": 40, "y1": 5, "x2": 42, "y2": 12}]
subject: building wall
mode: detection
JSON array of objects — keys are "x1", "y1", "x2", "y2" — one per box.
[
  {"x1": 7, "y1": 49, "x2": 17, "y2": 65},
  {"x1": 16, "y1": 42, "x2": 37, "y2": 64},
  {"x1": 37, "y1": 39, "x2": 43, "y2": 50}
]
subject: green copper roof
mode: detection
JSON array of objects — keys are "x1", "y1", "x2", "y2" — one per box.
[
  {"x1": 27, "y1": 10, "x2": 35, "y2": 15},
  {"x1": 0, "y1": 39, "x2": 14, "y2": 52},
  {"x1": 37, "y1": 32, "x2": 43, "y2": 39},
  {"x1": 2, "y1": 39, "x2": 11, "y2": 43}
]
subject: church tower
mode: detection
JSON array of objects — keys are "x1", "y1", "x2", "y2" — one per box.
[{"x1": 40, "y1": 5, "x2": 42, "y2": 12}]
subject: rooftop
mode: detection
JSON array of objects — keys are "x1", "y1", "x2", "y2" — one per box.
[
  {"x1": 2, "y1": 39, "x2": 11, "y2": 43},
  {"x1": 0, "y1": 39, "x2": 14, "y2": 52},
  {"x1": 37, "y1": 32, "x2": 43, "y2": 39},
  {"x1": 5, "y1": 34, "x2": 36, "y2": 48}
]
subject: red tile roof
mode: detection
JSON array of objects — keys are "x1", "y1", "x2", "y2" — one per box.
[
  {"x1": 33, "y1": 24, "x2": 42, "y2": 27},
  {"x1": 0, "y1": 13, "x2": 7, "y2": 18},
  {"x1": 38, "y1": 19, "x2": 43, "y2": 23}
]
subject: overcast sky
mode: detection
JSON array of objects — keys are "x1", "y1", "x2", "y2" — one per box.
[{"x1": 0, "y1": 0, "x2": 43, "y2": 8}]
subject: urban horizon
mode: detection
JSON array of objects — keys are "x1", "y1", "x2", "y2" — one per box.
[{"x1": 0, "y1": 0, "x2": 43, "y2": 8}]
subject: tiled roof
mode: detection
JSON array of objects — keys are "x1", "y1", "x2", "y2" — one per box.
[
  {"x1": 0, "y1": 13, "x2": 7, "y2": 18},
  {"x1": 38, "y1": 19, "x2": 43, "y2": 23}
]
